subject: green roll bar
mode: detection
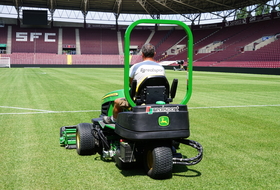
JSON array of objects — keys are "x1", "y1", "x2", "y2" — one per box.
[{"x1": 124, "y1": 19, "x2": 193, "y2": 107}]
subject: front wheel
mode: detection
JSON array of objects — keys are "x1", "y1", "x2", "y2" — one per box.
[
  {"x1": 145, "y1": 145, "x2": 173, "y2": 179},
  {"x1": 76, "y1": 123, "x2": 95, "y2": 155}
]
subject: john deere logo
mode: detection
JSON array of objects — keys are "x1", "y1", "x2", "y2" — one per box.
[{"x1": 158, "y1": 116, "x2": 169, "y2": 126}]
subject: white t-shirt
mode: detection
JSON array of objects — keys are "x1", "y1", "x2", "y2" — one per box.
[{"x1": 129, "y1": 60, "x2": 165, "y2": 86}]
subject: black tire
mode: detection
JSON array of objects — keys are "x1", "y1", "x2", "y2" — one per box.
[
  {"x1": 60, "y1": 126, "x2": 66, "y2": 137},
  {"x1": 76, "y1": 123, "x2": 95, "y2": 155},
  {"x1": 145, "y1": 145, "x2": 173, "y2": 179}
]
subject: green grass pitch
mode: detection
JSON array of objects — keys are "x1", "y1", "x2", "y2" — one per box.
[{"x1": 0, "y1": 68, "x2": 279, "y2": 189}]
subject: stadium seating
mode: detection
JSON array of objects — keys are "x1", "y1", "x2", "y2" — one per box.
[
  {"x1": 79, "y1": 28, "x2": 102, "y2": 54},
  {"x1": 79, "y1": 28, "x2": 119, "y2": 54},
  {"x1": 2, "y1": 53, "x2": 66, "y2": 65},
  {"x1": 11, "y1": 25, "x2": 58, "y2": 53},
  {"x1": 165, "y1": 18, "x2": 280, "y2": 68},
  {"x1": 1, "y1": 17, "x2": 279, "y2": 68},
  {"x1": 62, "y1": 27, "x2": 76, "y2": 47},
  {"x1": 155, "y1": 30, "x2": 186, "y2": 59},
  {"x1": 72, "y1": 54, "x2": 119, "y2": 65},
  {"x1": 0, "y1": 26, "x2": 7, "y2": 44},
  {"x1": 120, "y1": 29, "x2": 152, "y2": 53}
]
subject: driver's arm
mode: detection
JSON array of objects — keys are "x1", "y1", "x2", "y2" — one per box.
[{"x1": 129, "y1": 77, "x2": 133, "y2": 87}]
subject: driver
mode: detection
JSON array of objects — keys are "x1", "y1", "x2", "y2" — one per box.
[{"x1": 103, "y1": 43, "x2": 165, "y2": 124}]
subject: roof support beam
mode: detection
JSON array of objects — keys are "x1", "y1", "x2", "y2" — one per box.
[
  {"x1": 113, "y1": 0, "x2": 122, "y2": 31},
  {"x1": 205, "y1": 0, "x2": 235, "y2": 10},
  {"x1": 173, "y1": 0, "x2": 224, "y2": 18},
  {"x1": 81, "y1": 0, "x2": 89, "y2": 16},
  {"x1": 172, "y1": 0, "x2": 208, "y2": 13},
  {"x1": 137, "y1": 0, "x2": 160, "y2": 19},
  {"x1": 184, "y1": 13, "x2": 201, "y2": 25},
  {"x1": 154, "y1": 0, "x2": 192, "y2": 21},
  {"x1": 48, "y1": 0, "x2": 56, "y2": 12},
  {"x1": 13, "y1": 0, "x2": 23, "y2": 24},
  {"x1": 81, "y1": 0, "x2": 89, "y2": 26},
  {"x1": 113, "y1": 0, "x2": 122, "y2": 19},
  {"x1": 48, "y1": 0, "x2": 56, "y2": 24}
]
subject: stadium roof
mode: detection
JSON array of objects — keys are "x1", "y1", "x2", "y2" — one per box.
[{"x1": 0, "y1": 0, "x2": 269, "y2": 15}]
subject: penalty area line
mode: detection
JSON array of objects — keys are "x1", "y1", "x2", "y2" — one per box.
[{"x1": 0, "y1": 110, "x2": 100, "y2": 115}]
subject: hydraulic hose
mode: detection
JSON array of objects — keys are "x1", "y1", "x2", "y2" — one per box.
[
  {"x1": 172, "y1": 139, "x2": 203, "y2": 166},
  {"x1": 91, "y1": 126, "x2": 110, "y2": 151}
]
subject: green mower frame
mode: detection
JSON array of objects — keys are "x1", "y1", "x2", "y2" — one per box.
[{"x1": 60, "y1": 19, "x2": 203, "y2": 179}]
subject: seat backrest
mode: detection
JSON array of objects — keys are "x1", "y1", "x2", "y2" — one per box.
[{"x1": 132, "y1": 75, "x2": 170, "y2": 105}]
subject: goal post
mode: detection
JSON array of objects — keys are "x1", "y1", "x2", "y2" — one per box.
[{"x1": 0, "y1": 57, "x2": 11, "y2": 68}]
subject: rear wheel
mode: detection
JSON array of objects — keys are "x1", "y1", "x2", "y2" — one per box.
[
  {"x1": 145, "y1": 145, "x2": 173, "y2": 179},
  {"x1": 76, "y1": 123, "x2": 95, "y2": 155}
]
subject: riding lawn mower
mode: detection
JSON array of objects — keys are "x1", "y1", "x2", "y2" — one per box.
[{"x1": 59, "y1": 19, "x2": 203, "y2": 179}]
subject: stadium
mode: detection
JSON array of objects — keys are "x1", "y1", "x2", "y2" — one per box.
[
  {"x1": 0, "y1": 0, "x2": 280, "y2": 189},
  {"x1": 0, "y1": 0, "x2": 279, "y2": 74}
]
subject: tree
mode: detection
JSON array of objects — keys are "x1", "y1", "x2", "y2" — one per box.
[
  {"x1": 236, "y1": 7, "x2": 248, "y2": 19},
  {"x1": 255, "y1": 4, "x2": 270, "y2": 16},
  {"x1": 263, "y1": 5, "x2": 270, "y2": 14},
  {"x1": 255, "y1": 4, "x2": 264, "y2": 16}
]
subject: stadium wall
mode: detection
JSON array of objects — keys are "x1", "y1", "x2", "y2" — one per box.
[
  {"x1": 8, "y1": 64, "x2": 280, "y2": 75},
  {"x1": 192, "y1": 66, "x2": 280, "y2": 75}
]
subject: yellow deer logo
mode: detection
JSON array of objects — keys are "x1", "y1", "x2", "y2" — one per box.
[{"x1": 158, "y1": 116, "x2": 169, "y2": 126}]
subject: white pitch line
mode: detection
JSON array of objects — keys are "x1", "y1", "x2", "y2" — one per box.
[
  {"x1": 1, "y1": 104, "x2": 280, "y2": 115},
  {"x1": 0, "y1": 106, "x2": 52, "y2": 112},
  {"x1": 0, "y1": 110, "x2": 100, "y2": 115},
  {"x1": 189, "y1": 104, "x2": 280, "y2": 109}
]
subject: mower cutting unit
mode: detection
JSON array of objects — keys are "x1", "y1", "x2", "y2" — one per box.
[
  {"x1": 60, "y1": 19, "x2": 203, "y2": 179},
  {"x1": 59, "y1": 126, "x2": 76, "y2": 149}
]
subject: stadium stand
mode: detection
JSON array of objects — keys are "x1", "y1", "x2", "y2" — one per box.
[
  {"x1": 120, "y1": 28, "x2": 152, "y2": 54},
  {"x1": 70, "y1": 54, "x2": 142, "y2": 65},
  {"x1": 79, "y1": 28, "x2": 119, "y2": 55},
  {"x1": 154, "y1": 29, "x2": 186, "y2": 60},
  {"x1": 0, "y1": 26, "x2": 7, "y2": 43},
  {"x1": 62, "y1": 27, "x2": 76, "y2": 53},
  {"x1": 0, "y1": 26, "x2": 7, "y2": 54},
  {"x1": 2, "y1": 53, "x2": 66, "y2": 65},
  {"x1": 100, "y1": 29, "x2": 119, "y2": 54},
  {"x1": 0, "y1": 16, "x2": 279, "y2": 69},
  {"x1": 163, "y1": 28, "x2": 220, "y2": 61},
  {"x1": 79, "y1": 28, "x2": 102, "y2": 54},
  {"x1": 71, "y1": 54, "x2": 120, "y2": 65},
  {"x1": 164, "y1": 18, "x2": 280, "y2": 68},
  {"x1": 11, "y1": 25, "x2": 58, "y2": 53}
]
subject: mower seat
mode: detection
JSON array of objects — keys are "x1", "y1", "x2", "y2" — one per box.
[{"x1": 130, "y1": 75, "x2": 178, "y2": 105}]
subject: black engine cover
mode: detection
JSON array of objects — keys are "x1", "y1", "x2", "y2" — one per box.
[{"x1": 115, "y1": 104, "x2": 190, "y2": 140}]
